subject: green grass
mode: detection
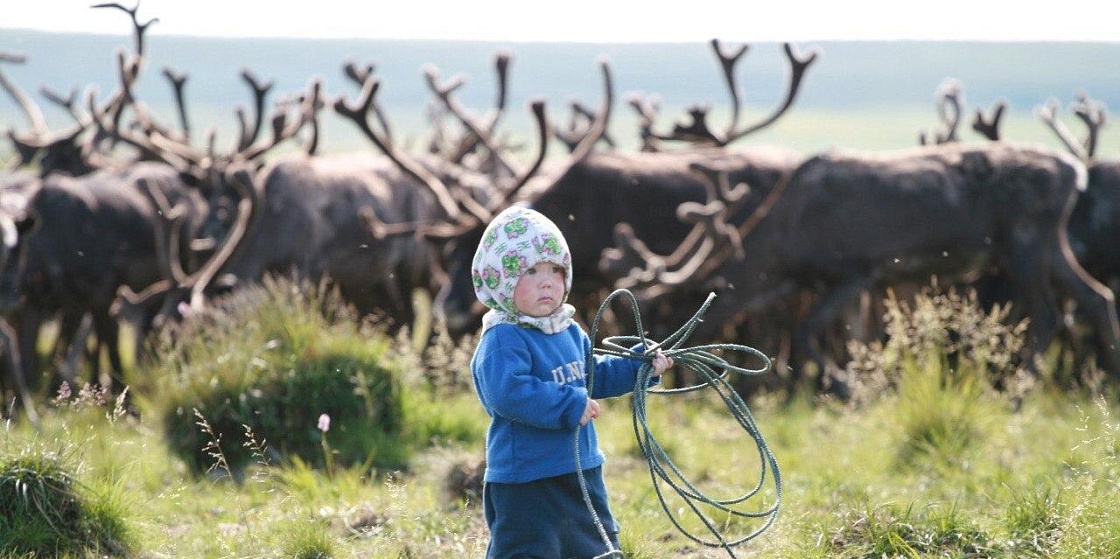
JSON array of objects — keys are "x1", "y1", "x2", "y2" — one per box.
[{"x1": 4, "y1": 278, "x2": 1120, "y2": 558}]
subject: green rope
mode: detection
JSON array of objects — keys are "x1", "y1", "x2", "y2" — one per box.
[{"x1": 576, "y1": 289, "x2": 781, "y2": 559}]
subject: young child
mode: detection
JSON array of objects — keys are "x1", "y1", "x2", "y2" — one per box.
[{"x1": 470, "y1": 205, "x2": 673, "y2": 558}]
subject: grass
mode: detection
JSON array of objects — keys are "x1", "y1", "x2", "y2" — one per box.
[{"x1": 3, "y1": 277, "x2": 1120, "y2": 558}]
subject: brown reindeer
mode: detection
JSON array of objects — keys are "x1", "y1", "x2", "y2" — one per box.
[{"x1": 614, "y1": 141, "x2": 1120, "y2": 393}]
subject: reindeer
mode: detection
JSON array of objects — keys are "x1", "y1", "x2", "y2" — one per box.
[
  {"x1": 0, "y1": 2, "x2": 165, "y2": 402},
  {"x1": 918, "y1": 85, "x2": 1120, "y2": 384},
  {"x1": 1026, "y1": 93, "x2": 1120, "y2": 378},
  {"x1": 196, "y1": 55, "x2": 520, "y2": 334},
  {"x1": 1036, "y1": 93, "x2": 1120, "y2": 293},
  {"x1": 612, "y1": 141, "x2": 1120, "y2": 393},
  {"x1": 109, "y1": 162, "x2": 260, "y2": 360}
]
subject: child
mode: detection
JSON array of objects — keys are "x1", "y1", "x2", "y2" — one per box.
[{"x1": 470, "y1": 205, "x2": 673, "y2": 558}]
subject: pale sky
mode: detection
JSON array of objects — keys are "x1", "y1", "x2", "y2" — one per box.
[{"x1": 2, "y1": 0, "x2": 1119, "y2": 42}]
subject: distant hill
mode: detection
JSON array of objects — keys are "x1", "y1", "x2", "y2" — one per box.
[{"x1": 3, "y1": 30, "x2": 1120, "y2": 156}]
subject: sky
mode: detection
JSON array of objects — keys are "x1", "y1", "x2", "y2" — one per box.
[{"x1": 2, "y1": 0, "x2": 1119, "y2": 43}]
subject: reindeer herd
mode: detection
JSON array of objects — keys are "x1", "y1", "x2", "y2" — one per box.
[{"x1": 2, "y1": 4, "x2": 1119, "y2": 420}]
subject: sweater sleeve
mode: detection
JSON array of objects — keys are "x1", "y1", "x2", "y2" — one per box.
[{"x1": 582, "y1": 333, "x2": 650, "y2": 399}]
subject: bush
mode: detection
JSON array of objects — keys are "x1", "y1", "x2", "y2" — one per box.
[
  {"x1": 845, "y1": 282, "x2": 1030, "y2": 405},
  {"x1": 149, "y1": 276, "x2": 410, "y2": 478}
]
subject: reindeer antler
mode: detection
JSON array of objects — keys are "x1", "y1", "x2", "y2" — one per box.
[
  {"x1": 334, "y1": 75, "x2": 471, "y2": 225},
  {"x1": 340, "y1": 55, "x2": 613, "y2": 242},
  {"x1": 602, "y1": 161, "x2": 751, "y2": 293},
  {"x1": 422, "y1": 53, "x2": 520, "y2": 178},
  {"x1": 653, "y1": 41, "x2": 818, "y2": 148},
  {"x1": 971, "y1": 100, "x2": 1007, "y2": 142},
  {"x1": 556, "y1": 99, "x2": 616, "y2": 152},
  {"x1": 1036, "y1": 95, "x2": 1107, "y2": 162},
  {"x1": 610, "y1": 161, "x2": 795, "y2": 303},
  {"x1": 919, "y1": 78, "x2": 964, "y2": 146},
  {"x1": 1071, "y1": 92, "x2": 1108, "y2": 159},
  {"x1": 626, "y1": 93, "x2": 664, "y2": 152}
]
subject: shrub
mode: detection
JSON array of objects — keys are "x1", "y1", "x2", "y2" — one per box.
[
  {"x1": 845, "y1": 282, "x2": 1030, "y2": 405},
  {"x1": 150, "y1": 276, "x2": 409, "y2": 478}
]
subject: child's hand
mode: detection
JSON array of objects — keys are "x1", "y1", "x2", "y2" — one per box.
[
  {"x1": 580, "y1": 398, "x2": 600, "y2": 426},
  {"x1": 650, "y1": 349, "x2": 673, "y2": 375}
]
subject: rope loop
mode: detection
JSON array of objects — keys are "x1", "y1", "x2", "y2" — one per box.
[{"x1": 577, "y1": 289, "x2": 781, "y2": 559}]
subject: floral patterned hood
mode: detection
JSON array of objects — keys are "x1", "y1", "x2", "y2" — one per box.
[{"x1": 471, "y1": 205, "x2": 576, "y2": 334}]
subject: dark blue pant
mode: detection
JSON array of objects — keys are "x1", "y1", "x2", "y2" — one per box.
[{"x1": 484, "y1": 467, "x2": 622, "y2": 559}]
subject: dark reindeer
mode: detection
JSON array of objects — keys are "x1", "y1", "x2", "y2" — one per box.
[
  {"x1": 109, "y1": 162, "x2": 260, "y2": 357},
  {"x1": 196, "y1": 56, "x2": 511, "y2": 334},
  {"x1": 86, "y1": 72, "x2": 321, "y2": 364},
  {"x1": 615, "y1": 142, "x2": 1120, "y2": 392},
  {"x1": 0, "y1": 2, "x2": 166, "y2": 403},
  {"x1": 920, "y1": 85, "x2": 1120, "y2": 382},
  {"x1": 0, "y1": 188, "x2": 36, "y2": 420},
  {"x1": 1036, "y1": 94, "x2": 1120, "y2": 294},
  {"x1": 322, "y1": 52, "x2": 610, "y2": 338},
  {"x1": 1027, "y1": 93, "x2": 1120, "y2": 376},
  {"x1": 0, "y1": 162, "x2": 208, "y2": 396}
]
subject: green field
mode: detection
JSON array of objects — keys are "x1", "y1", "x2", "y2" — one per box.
[{"x1": 3, "y1": 278, "x2": 1118, "y2": 558}]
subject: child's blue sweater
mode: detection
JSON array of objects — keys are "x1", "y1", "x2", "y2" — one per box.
[{"x1": 471, "y1": 322, "x2": 649, "y2": 484}]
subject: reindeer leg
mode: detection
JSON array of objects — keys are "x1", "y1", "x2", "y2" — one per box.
[
  {"x1": 53, "y1": 311, "x2": 91, "y2": 389},
  {"x1": 90, "y1": 310, "x2": 126, "y2": 396},
  {"x1": 1050, "y1": 246, "x2": 1120, "y2": 378},
  {"x1": 1004, "y1": 244, "x2": 1062, "y2": 375},
  {"x1": 0, "y1": 319, "x2": 37, "y2": 424},
  {"x1": 13, "y1": 309, "x2": 45, "y2": 394},
  {"x1": 792, "y1": 276, "x2": 875, "y2": 398}
]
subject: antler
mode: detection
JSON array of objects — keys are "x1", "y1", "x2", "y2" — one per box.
[
  {"x1": 1071, "y1": 92, "x2": 1108, "y2": 159},
  {"x1": 610, "y1": 162, "x2": 794, "y2": 301},
  {"x1": 555, "y1": 99, "x2": 616, "y2": 152},
  {"x1": 653, "y1": 41, "x2": 818, "y2": 148},
  {"x1": 334, "y1": 74, "x2": 472, "y2": 225},
  {"x1": 89, "y1": 2, "x2": 158, "y2": 144},
  {"x1": 0, "y1": 52, "x2": 55, "y2": 167},
  {"x1": 90, "y1": 2, "x2": 158, "y2": 62},
  {"x1": 626, "y1": 93, "x2": 665, "y2": 152},
  {"x1": 236, "y1": 77, "x2": 319, "y2": 162},
  {"x1": 422, "y1": 53, "x2": 519, "y2": 177},
  {"x1": 0, "y1": 53, "x2": 50, "y2": 135},
  {"x1": 919, "y1": 78, "x2": 964, "y2": 145},
  {"x1": 161, "y1": 67, "x2": 191, "y2": 141},
  {"x1": 113, "y1": 163, "x2": 260, "y2": 329},
  {"x1": 971, "y1": 100, "x2": 1006, "y2": 142},
  {"x1": 1036, "y1": 94, "x2": 1107, "y2": 162},
  {"x1": 515, "y1": 57, "x2": 613, "y2": 197},
  {"x1": 233, "y1": 70, "x2": 274, "y2": 152},
  {"x1": 598, "y1": 223, "x2": 666, "y2": 287},
  {"x1": 601, "y1": 161, "x2": 748, "y2": 289}
]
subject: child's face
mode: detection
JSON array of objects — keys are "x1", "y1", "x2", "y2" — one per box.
[{"x1": 512, "y1": 261, "x2": 566, "y2": 317}]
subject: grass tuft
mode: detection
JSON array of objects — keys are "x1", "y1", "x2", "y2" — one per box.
[{"x1": 0, "y1": 444, "x2": 133, "y2": 556}]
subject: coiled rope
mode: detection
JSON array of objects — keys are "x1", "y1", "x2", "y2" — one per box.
[{"x1": 576, "y1": 289, "x2": 781, "y2": 559}]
